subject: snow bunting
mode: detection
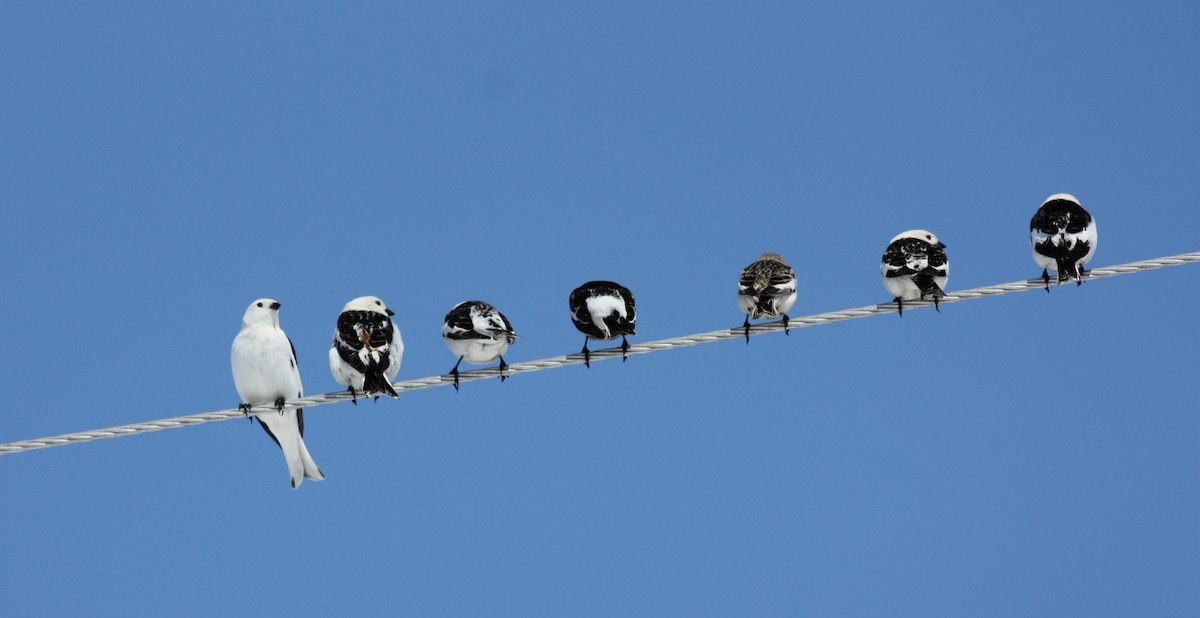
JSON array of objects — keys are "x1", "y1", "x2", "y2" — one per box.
[
  {"x1": 737, "y1": 252, "x2": 797, "y2": 343},
  {"x1": 329, "y1": 295, "x2": 403, "y2": 401},
  {"x1": 231, "y1": 299, "x2": 324, "y2": 489},
  {"x1": 442, "y1": 300, "x2": 518, "y2": 391},
  {"x1": 1030, "y1": 193, "x2": 1097, "y2": 291},
  {"x1": 881, "y1": 230, "x2": 949, "y2": 316},
  {"x1": 569, "y1": 281, "x2": 636, "y2": 368}
]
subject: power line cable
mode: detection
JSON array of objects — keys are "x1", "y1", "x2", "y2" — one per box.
[{"x1": 1, "y1": 250, "x2": 1197, "y2": 456}]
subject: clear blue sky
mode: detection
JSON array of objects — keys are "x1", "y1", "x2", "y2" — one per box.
[{"x1": 2, "y1": 2, "x2": 1197, "y2": 615}]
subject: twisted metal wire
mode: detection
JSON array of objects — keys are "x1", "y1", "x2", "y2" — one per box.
[{"x1": 2, "y1": 251, "x2": 1197, "y2": 456}]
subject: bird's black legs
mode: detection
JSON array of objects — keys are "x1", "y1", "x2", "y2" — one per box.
[
  {"x1": 1077, "y1": 266, "x2": 1086, "y2": 286},
  {"x1": 238, "y1": 403, "x2": 252, "y2": 423},
  {"x1": 347, "y1": 386, "x2": 358, "y2": 405},
  {"x1": 782, "y1": 314, "x2": 790, "y2": 335},
  {"x1": 894, "y1": 297, "x2": 903, "y2": 317},
  {"x1": 274, "y1": 397, "x2": 286, "y2": 414},
  {"x1": 933, "y1": 296, "x2": 941, "y2": 313},
  {"x1": 498, "y1": 357, "x2": 509, "y2": 382},
  {"x1": 1042, "y1": 268, "x2": 1051, "y2": 292},
  {"x1": 621, "y1": 335, "x2": 630, "y2": 362},
  {"x1": 743, "y1": 315, "x2": 751, "y2": 345},
  {"x1": 450, "y1": 357, "x2": 464, "y2": 392},
  {"x1": 581, "y1": 338, "x2": 591, "y2": 368}
]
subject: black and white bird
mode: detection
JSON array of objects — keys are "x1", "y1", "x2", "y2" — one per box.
[
  {"x1": 569, "y1": 281, "x2": 636, "y2": 368},
  {"x1": 881, "y1": 230, "x2": 949, "y2": 316},
  {"x1": 1030, "y1": 193, "x2": 1097, "y2": 291},
  {"x1": 329, "y1": 295, "x2": 403, "y2": 402},
  {"x1": 737, "y1": 252, "x2": 798, "y2": 343},
  {"x1": 231, "y1": 299, "x2": 324, "y2": 489},
  {"x1": 441, "y1": 300, "x2": 518, "y2": 391}
]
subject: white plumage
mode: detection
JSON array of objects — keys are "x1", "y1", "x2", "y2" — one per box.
[
  {"x1": 441, "y1": 300, "x2": 518, "y2": 389},
  {"x1": 1030, "y1": 193, "x2": 1097, "y2": 290},
  {"x1": 880, "y1": 229, "x2": 950, "y2": 315},
  {"x1": 568, "y1": 281, "x2": 637, "y2": 367},
  {"x1": 231, "y1": 299, "x2": 324, "y2": 489},
  {"x1": 328, "y1": 295, "x2": 403, "y2": 400}
]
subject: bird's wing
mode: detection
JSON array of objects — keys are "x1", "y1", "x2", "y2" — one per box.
[{"x1": 444, "y1": 306, "x2": 489, "y2": 340}]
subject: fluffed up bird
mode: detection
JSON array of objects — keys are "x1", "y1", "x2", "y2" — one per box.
[
  {"x1": 231, "y1": 299, "x2": 324, "y2": 489},
  {"x1": 442, "y1": 300, "x2": 518, "y2": 391},
  {"x1": 881, "y1": 230, "x2": 949, "y2": 316},
  {"x1": 329, "y1": 295, "x2": 403, "y2": 402},
  {"x1": 1030, "y1": 193, "x2": 1097, "y2": 291},
  {"x1": 737, "y1": 252, "x2": 797, "y2": 343},
  {"x1": 569, "y1": 281, "x2": 636, "y2": 368}
]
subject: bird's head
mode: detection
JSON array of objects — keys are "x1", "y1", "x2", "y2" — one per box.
[
  {"x1": 890, "y1": 229, "x2": 945, "y2": 249},
  {"x1": 242, "y1": 298, "x2": 282, "y2": 328},
  {"x1": 1041, "y1": 193, "x2": 1081, "y2": 208},
  {"x1": 342, "y1": 295, "x2": 395, "y2": 317}
]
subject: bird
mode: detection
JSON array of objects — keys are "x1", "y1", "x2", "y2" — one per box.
[
  {"x1": 329, "y1": 295, "x2": 403, "y2": 402},
  {"x1": 569, "y1": 281, "x2": 636, "y2": 368},
  {"x1": 737, "y1": 252, "x2": 797, "y2": 343},
  {"x1": 231, "y1": 299, "x2": 324, "y2": 489},
  {"x1": 881, "y1": 230, "x2": 949, "y2": 316},
  {"x1": 1030, "y1": 193, "x2": 1097, "y2": 291},
  {"x1": 441, "y1": 300, "x2": 518, "y2": 391}
]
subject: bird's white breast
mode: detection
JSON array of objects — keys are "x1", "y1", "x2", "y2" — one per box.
[{"x1": 232, "y1": 326, "x2": 302, "y2": 404}]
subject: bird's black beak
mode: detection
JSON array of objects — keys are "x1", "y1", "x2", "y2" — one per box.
[
  {"x1": 386, "y1": 308, "x2": 395, "y2": 316},
  {"x1": 269, "y1": 302, "x2": 281, "y2": 310},
  {"x1": 936, "y1": 242, "x2": 947, "y2": 249}
]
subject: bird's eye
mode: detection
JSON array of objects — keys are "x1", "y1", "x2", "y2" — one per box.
[
  {"x1": 376, "y1": 300, "x2": 381, "y2": 305},
  {"x1": 256, "y1": 302, "x2": 263, "y2": 307},
  {"x1": 925, "y1": 235, "x2": 932, "y2": 240}
]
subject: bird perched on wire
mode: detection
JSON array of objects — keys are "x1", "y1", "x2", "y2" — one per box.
[
  {"x1": 881, "y1": 230, "x2": 949, "y2": 316},
  {"x1": 737, "y1": 252, "x2": 797, "y2": 344},
  {"x1": 441, "y1": 300, "x2": 518, "y2": 391},
  {"x1": 329, "y1": 295, "x2": 403, "y2": 402},
  {"x1": 569, "y1": 281, "x2": 636, "y2": 368},
  {"x1": 1030, "y1": 193, "x2": 1097, "y2": 291},
  {"x1": 231, "y1": 299, "x2": 324, "y2": 489}
]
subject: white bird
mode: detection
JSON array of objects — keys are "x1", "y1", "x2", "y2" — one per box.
[
  {"x1": 231, "y1": 299, "x2": 324, "y2": 489},
  {"x1": 881, "y1": 230, "x2": 949, "y2": 316},
  {"x1": 737, "y1": 252, "x2": 798, "y2": 343},
  {"x1": 329, "y1": 295, "x2": 403, "y2": 402},
  {"x1": 569, "y1": 281, "x2": 637, "y2": 368},
  {"x1": 1030, "y1": 193, "x2": 1097, "y2": 291},
  {"x1": 441, "y1": 300, "x2": 518, "y2": 391}
]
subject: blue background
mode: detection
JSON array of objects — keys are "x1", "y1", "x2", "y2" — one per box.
[{"x1": 2, "y1": 2, "x2": 1197, "y2": 615}]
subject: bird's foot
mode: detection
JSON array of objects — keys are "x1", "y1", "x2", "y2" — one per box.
[
  {"x1": 782, "y1": 314, "x2": 790, "y2": 335},
  {"x1": 1042, "y1": 269, "x2": 1051, "y2": 293},
  {"x1": 933, "y1": 296, "x2": 941, "y2": 313},
  {"x1": 450, "y1": 357, "x2": 463, "y2": 392},
  {"x1": 498, "y1": 357, "x2": 508, "y2": 383},
  {"x1": 347, "y1": 386, "x2": 358, "y2": 405},
  {"x1": 274, "y1": 397, "x2": 286, "y2": 414},
  {"x1": 621, "y1": 335, "x2": 630, "y2": 362},
  {"x1": 238, "y1": 403, "x2": 252, "y2": 422},
  {"x1": 743, "y1": 316, "x2": 751, "y2": 345},
  {"x1": 894, "y1": 297, "x2": 903, "y2": 317},
  {"x1": 581, "y1": 341, "x2": 591, "y2": 369}
]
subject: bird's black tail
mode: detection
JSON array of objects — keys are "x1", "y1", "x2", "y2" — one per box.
[
  {"x1": 1055, "y1": 256, "x2": 1082, "y2": 281},
  {"x1": 913, "y1": 273, "x2": 945, "y2": 298},
  {"x1": 363, "y1": 369, "x2": 399, "y2": 399}
]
